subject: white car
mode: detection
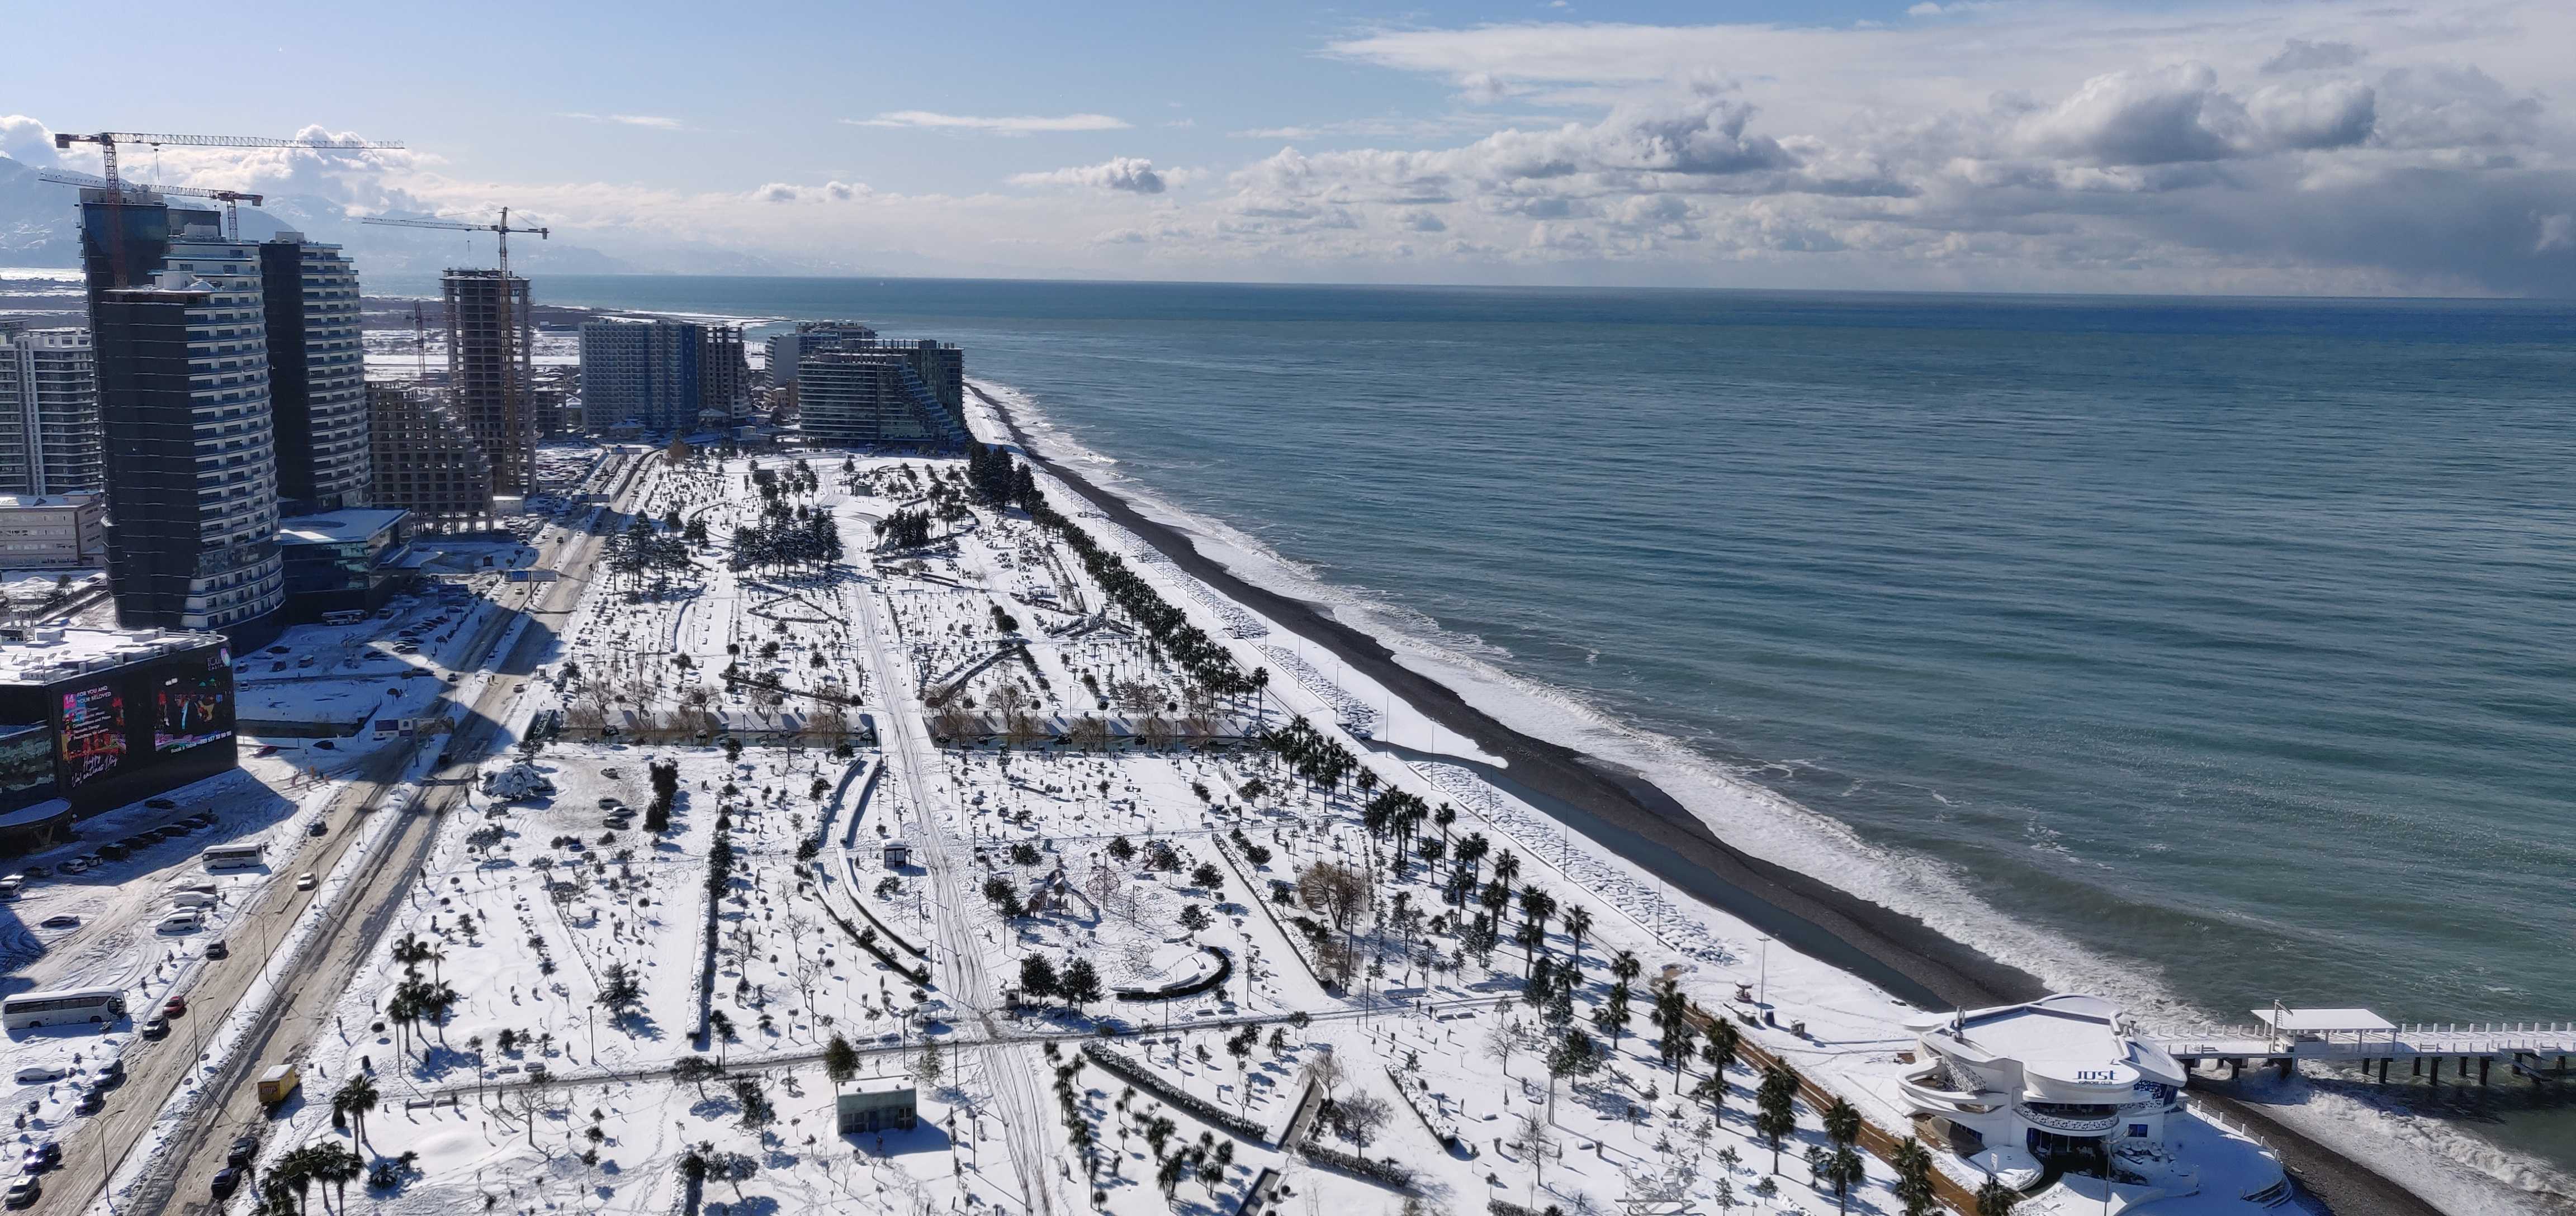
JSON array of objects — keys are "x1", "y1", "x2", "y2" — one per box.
[
  {"x1": 155, "y1": 911, "x2": 203, "y2": 934},
  {"x1": 169, "y1": 891, "x2": 216, "y2": 908},
  {"x1": 11, "y1": 1065, "x2": 64, "y2": 1084},
  {"x1": 296, "y1": 872, "x2": 316, "y2": 891}
]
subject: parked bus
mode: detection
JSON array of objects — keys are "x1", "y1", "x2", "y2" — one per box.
[
  {"x1": 200, "y1": 843, "x2": 266, "y2": 872},
  {"x1": 2, "y1": 987, "x2": 127, "y2": 1030},
  {"x1": 320, "y1": 609, "x2": 368, "y2": 626}
]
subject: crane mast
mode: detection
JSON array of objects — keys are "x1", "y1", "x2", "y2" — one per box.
[{"x1": 358, "y1": 210, "x2": 549, "y2": 495}]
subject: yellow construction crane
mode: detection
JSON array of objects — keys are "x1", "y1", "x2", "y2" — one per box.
[{"x1": 358, "y1": 210, "x2": 550, "y2": 493}]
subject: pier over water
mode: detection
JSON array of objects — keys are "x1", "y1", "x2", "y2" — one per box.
[{"x1": 2149, "y1": 1004, "x2": 2576, "y2": 1086}]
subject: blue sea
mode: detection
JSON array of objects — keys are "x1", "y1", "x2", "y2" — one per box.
[{"x1": 431, "y1": 275, "x2": 2576, "y2": 1199}]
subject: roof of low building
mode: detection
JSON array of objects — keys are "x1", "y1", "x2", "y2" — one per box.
[{"x1": 277, "y1": 509, "x2": 410, "y2": 545}]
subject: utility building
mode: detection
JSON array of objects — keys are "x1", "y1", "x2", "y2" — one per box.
[
  {"x1": 259, "y1": 234, "x2": 370, "y2": 513},
  {"x1": 442, "y1": 268, "x2": 536, "y2": 496},
  {"x1": 0, "y1": 321, "x2": 103, "y2": 496}
]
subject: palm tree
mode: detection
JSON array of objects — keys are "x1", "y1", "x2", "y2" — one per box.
[
  {"x1": 1892, "y1": 1136, "x2": 1939, "y2": 1216},
  {"x1": 1701, "y1": 1017, "x2": 1742, "y2": 1115},
  {"x1": 306, "y1": 1143, "x2": 362, "y2": 1214},
  {"x1": 1976, "y1": 1174, "x2": 2021, "y2": 1216},
  {"x1": 1822, "y1": 1095, "x2": 1862, "y2": 1152},
  {"x1": 1493, "y1": 849, "x2": 1521, "y2": 888},
  {"x1": 1823, "y1": 1144, "x2": 1865, "y2": 1212},
  {"x1": 1755, "y1": 1065, "x2": 1801, "y2": 1174},
  {"x1": 1561, "y1": 907, "x2": 1593, "y2": 974},
  {"x1": 334, "y1": 1074, "x2": 380, "y2": 1153}
]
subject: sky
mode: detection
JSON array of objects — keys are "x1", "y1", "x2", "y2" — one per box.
[{"x1": 3, "y1": 0, "x2": 2572, "y2": 295}]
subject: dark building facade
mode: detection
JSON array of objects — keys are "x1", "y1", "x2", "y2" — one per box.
[
  {"x1": 260, "y1": 236, "x2": 371, "y2": 514},
  {"x1": 368, "y1": 383, "x2": 495, "y2": 528},
  {"x1": 578, "y1": 318, "x2": 748, "y2": 436},
  {"x1": 0, "y1": 627, "x2": 237, "y2": 839},
  {"x1": 443, "y1": 269, "x2": 536, "y2": 496},
  {"x1": 91, "y1": 273, "x2": 284, "y2": 647},
  {"x1": 276, "y1": 509, "x2": 411, "y2": 623}
]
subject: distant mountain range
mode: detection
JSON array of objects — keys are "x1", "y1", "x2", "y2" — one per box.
[{"x1": 0, "y1": 154, "x2": 802, "y2": 279}]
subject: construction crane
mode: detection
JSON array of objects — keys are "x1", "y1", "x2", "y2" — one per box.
[
  {"x1": 50, "y1": 130, "x2": 401, "y2": 283},
  {"x1": 358, "y1": 210, "x2": 549, "y2": 493},
  {"x1": 50, "y1": 130, "x2": 402, "y2": 188},
  {"x1": 32, "y1": 169, "x2": 264, "y2": 240}
]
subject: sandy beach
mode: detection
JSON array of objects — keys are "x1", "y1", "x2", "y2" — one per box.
[{"x1": 973, "y1": 382, "x2": 2449, "y2": 1216}]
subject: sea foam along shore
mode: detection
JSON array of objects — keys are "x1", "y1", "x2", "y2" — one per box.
[{"x1": 962, "y1": 377, "x2": 2498, "y2": 1216}]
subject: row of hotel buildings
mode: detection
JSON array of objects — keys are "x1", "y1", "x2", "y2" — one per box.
[{"x1": 0, "y1": 189, "x2": 976, "y2": 650}]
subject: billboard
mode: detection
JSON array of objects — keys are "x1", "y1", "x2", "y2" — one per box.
[
  {"x1": 0, "y1": 724, "x2": 55, "y2": 805},
  {"x1": 155, "y1": 658, "x2": 234, "y2": 753},
  {"x1": 59, "y1": 684, "x2": 125, "y2": 787}
]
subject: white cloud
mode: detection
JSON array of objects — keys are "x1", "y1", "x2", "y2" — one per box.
[
  {"x1": 845, "y1": 111, "x2": 1130, "y2": 134},
  {"x1": 1008, "y1": 157, "x2": 1169, "y2": 193},
  {"x1": 751, "y1": 180, "x2": 872, "y2": 203},
  {"x1": 561, "y1": 113, "x2": 687, "y2": 130},
  {"x1": 2262, "y1": 38, "x2": 2366, "y2": 74},
  {"x1": 0, "y1": 115, "x2": 57, "y2": 167}
]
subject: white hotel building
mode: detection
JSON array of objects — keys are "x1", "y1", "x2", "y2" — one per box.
[{"x1": 1897, "y1": 994, "x2": 2290, "y2": 1209}]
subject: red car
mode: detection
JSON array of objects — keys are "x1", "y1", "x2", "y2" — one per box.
[{"x1": 161, "y1": 996, "x2": 187, "y2": 1018}]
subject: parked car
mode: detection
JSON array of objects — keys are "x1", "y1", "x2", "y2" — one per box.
[
  {"x1": 145, "y1": 798, "x2": 177, "y2": 810},
  {"x1": 7, "y1": 1175, "x2": 41, "y2": 1208},
  {"x1": 204, "y1": 939, "x2": 228, "y2": 960},
  {"x1": 307, "y1": 820, "x2": 328, "y2": 837},
  {"x1": 296, "y1": 872, "x2": 317, "y2": 891},
  {"x1": 226, "y1": 1137, "x2": 259, "y2": 1168},
  {"x1": 139, "y1": 1016, "x2": 169, "y2": 1040},
  {"x1": 171, "y1": 890, "x2": 216, "y2": 908},
  {"x1": 70, "y1": 1090, "x2": 101, "y2": 1115},
  {"x1": 20, "y1": 866, "x2": 44, "y2": 880},
  {"x1": 21, "y1": 1144, "x2": 56, "y2": 1174},
  {"x1": 38, "y1": 914, "x2": 77, "y2": 929},
  {"x1": 312, "y1": 740, "x2": 335, "y2": 750},
  {"x1": 12, "y1": 1065, "x2": 64, "y2": 1084},
  {"x1": 94, "y1": 1060, "x2": 121, "y2": 1086},
  {"x1": 56, "y1": 858, "x2": 87, "y2": 875},
  {"x1": 254, "y1": 744, "x2": 281, "y2": 757},
  {"x1": 155, "y1": 912, "x2": 202, "y2": 934},
  {"x1": 210, "y1": 1167, "x2": 241, "y2": 1200},
  {"x1": 160, "y1": 996, "x2": 186, "y2": 1017}
]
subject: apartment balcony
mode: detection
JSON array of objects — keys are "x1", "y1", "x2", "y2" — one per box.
[
  {"x1": 2012, "y1": 1100, "x2": 2122, "y2": 1136},
  {"x1": 1898, "y1": 1066, "x2": 2001, "y2": 1116}
]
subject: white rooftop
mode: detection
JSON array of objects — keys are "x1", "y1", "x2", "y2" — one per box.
[
  {"x1": 2255, "y1": 1006, "x2": 2394, "y2": 1033},
  {"x1": 0, "y1": 626, "x2": 219, "y2": 684},
  {"x1": 0, "y1": 493, "x2": 99, "y2": 510},
  {"x1": 277, "y1": 509, "x2": 409, "y2": 545},
  {"x1": 1910, "y1": 993, "x2": 2187, "y2": 1090}
]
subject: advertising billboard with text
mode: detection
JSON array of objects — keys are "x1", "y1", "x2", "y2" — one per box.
[{"x1": 59, "y1": 684, "x2": 124, "y2": 787}]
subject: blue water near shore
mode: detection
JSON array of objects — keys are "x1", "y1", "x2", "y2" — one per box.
[{"x1": 470, "y1": 275, "x2": 2576, "y2": 1184}]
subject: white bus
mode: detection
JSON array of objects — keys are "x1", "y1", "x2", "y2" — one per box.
[
  {"x1": 321, "y1": 609, "x2": 368, "y2": 626},
  {"x1": 201, "y1": 843, "x2": 267, "y2": 871},
  {"x1": 2, "y1": 987, "x2": 127, "y2": 1030}
]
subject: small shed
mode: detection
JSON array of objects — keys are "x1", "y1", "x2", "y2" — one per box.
[
  {"x1": 882, "y1": 839, "x2": 912, "y2": 868},
  {"x1": 836, "y1": 1078, "x2": 918, "y2": 1134}
]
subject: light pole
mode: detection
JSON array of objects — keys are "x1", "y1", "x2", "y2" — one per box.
[{"x1": 1756, "y1": 935, "x2": 1770, "y2": 1022}]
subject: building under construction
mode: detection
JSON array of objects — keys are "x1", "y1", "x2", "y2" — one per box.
[
  {"x1": 442, "y1": 268, "x2": 535, "y2": 497},
  {"x1": 367, "y1": 382, "x2": 494, "y2": 529}
]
